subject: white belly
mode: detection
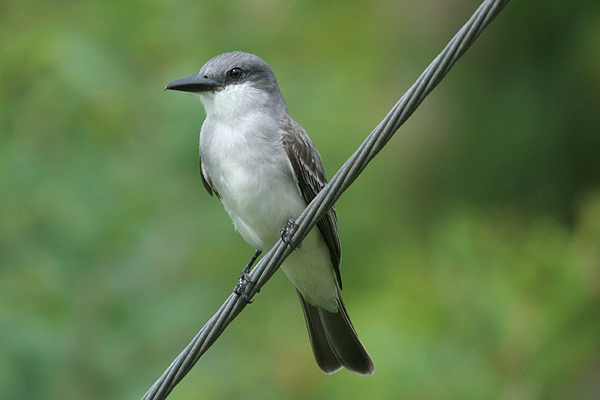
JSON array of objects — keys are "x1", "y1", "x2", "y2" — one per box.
[
  {"x1": 202, "y1": 126, "x2": 304, "y2": 249},
  {"x1": 200, "y1": 116, "x2": 339, "y2": 312}
]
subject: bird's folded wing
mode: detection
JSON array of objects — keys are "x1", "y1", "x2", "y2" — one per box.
[{"x1": 280, "y1": 116, "x2": 343, "y2": 288}]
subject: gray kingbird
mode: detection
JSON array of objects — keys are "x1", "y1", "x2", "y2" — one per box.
[{"x1": 166, "y1": 51, "x2": 374, "y2": 375}]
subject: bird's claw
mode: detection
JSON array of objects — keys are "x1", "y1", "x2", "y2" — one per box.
[
  {"x1": 234, "y1": 268, "x2": 255, "y2": 303},
  {"x1": 233, "y1": 249, "x2": 262, "y2": 303},
  {"x1": 281, "y1": 219, "x2": 302, "y2": 249}
]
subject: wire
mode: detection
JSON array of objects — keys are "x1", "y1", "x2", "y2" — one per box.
[{"x1": 141, "y1": 0, "x2": 511, "y2": 398}]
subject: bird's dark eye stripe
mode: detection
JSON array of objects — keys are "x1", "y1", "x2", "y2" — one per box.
[{"x1": 229, "y1": 68, "x2": 243, "y2": 79}]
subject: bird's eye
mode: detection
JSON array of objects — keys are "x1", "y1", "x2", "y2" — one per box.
[{"x1": 229, "y1": 68, "x2": 243, "y2": 79}]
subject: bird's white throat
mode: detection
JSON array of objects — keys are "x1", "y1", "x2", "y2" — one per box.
[{"x1": 199, "y1": 82, "x2": 272, "y2": 121}]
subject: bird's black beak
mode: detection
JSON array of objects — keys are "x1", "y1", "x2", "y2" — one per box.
[{"x1": 165, "y1": 74, "x2": 221, "y2": 93}]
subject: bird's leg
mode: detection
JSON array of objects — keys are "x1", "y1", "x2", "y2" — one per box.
[
  {"x1": 234, "y1": 249, "x2": 262, "y2": 302},
  {"x1": 281, "y1": 219, "x2": 302, "y2": 249}
]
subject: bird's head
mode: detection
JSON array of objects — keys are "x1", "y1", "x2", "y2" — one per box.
[{"x1": 166, "y1": 51, "x2": 287, "y2": 118}]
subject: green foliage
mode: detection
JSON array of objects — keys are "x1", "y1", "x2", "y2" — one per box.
[{"x1": 1, "y1": 0, "x2": 600, "y2": 399}]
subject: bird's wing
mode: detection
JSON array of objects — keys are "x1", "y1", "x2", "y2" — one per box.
[
  {"x1": 280, "y1": 116, "x2": 343, "y2": 288},
  {"x1": 199, "y1": 157, "x2": 217, "y2": 197}
]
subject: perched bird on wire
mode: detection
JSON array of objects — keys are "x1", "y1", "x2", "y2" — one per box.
[{"x1": 166, "y1": 51, "x2": 374, "y2": 375}]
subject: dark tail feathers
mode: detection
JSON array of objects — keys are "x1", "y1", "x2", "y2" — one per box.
[{"x1": 297, "y1": 290, "x2": 375, "y2": 375}]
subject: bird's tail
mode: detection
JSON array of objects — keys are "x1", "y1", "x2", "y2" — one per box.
[{"x1": 296, "y1": 290, "x2": 375, "y2": 375}]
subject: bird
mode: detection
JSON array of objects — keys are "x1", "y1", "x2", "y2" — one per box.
[{"x1": 165, "y1": 51, "x2": 374, "y2": 375}]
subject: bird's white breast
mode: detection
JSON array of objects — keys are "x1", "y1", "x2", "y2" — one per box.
[
  {"x1": 199, "y1": 87, "x2": 305, "y2": 250},
  {"x1": 198, "y1": 83, "x2": 339, "y2": 311}
]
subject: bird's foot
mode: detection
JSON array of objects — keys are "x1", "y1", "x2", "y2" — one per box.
[
  {"x1": 281, "y1": 219, "x2": 302, "y2": 249},
  {"x1": 233, "y1": 249, "x2": 262, "y2": 303},
  {"x1": 233, "y1": 271, "x2": 254, "y2": 303}
]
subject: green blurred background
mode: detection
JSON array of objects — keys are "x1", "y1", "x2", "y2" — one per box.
[{"x1": 2, "y1": 0, "x2": 600, "y2": 399}]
